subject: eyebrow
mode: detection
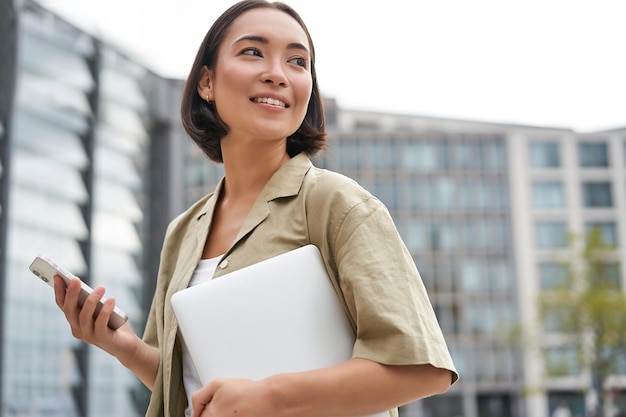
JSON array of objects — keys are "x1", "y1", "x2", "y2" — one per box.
[{"x1": 232, "y1": 35, "x2": 310, "y2": 55}]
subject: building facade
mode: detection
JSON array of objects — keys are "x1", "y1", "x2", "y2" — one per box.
[
  {"x1": 2, "y1": 1, "x2": 625, "y2": 417},
  {"x1": 321, "y1": 109, "x2": 626, "y2": 417},
  {"x1": 0, "y1": 1, "x2": 182, "y2": 415}
]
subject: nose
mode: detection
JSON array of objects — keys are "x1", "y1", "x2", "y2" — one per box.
[{"x1": 261, "y1": 59, "x2": 288, "y2": 87}]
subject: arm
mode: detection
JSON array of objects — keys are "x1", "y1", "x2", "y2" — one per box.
[
  {"x1": 191, "y1": 358, "x2": 452, "y2": 417},
  {"x1": 54, "y1": 276, "x2": 160, "y2": 390}
]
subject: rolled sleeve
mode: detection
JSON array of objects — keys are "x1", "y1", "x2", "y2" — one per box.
[{"x1": 332, "y1": 197, "x2": 458, "y2": 381}]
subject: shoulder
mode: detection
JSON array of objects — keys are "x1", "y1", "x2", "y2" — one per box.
[
  {"x1": 303, "y1": 165, "x2": 375, "y2": 206},
  {"x1": 301, "y1": 165, "x2": 394, "y2": 248},
  {"x1": 302, "y1": 165, "x2": 388, "y2": 218}
]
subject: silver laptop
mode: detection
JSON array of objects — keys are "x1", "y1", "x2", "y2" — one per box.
[{"x1": 171, "y1": 245, "x2": 388, "y2": 417}]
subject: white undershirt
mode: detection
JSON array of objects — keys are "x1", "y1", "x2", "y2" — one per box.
[{"x1": 181, "y1": 255, "x2": 222, "y2": 417}]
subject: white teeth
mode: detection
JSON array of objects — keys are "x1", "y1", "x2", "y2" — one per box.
[{"x1": 253, "y1": 97, "x2": 286, "y2": 107}]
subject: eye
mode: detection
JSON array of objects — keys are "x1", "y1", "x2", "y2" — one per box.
[
  {"x1": 288, "y1": 56, "x2": 308, "y2": 68},
  {"x1": 240, "y1": 47, "x2": 262, "y2": 57}
]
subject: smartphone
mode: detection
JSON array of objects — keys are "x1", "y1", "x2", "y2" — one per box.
[{"x1": 29, "y1": 254, "x2": 129, "y2": 330}]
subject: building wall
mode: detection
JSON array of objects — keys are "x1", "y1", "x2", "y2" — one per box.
[
  {"x1": 0, "y1": 1, "x2": 180, "y2": 415},
  {"x1": 2, "y1": 1, "x2": 625, "y2": 417},
  {"x1": 321, "y1": 108, "x2": 626, "y2": 417}
]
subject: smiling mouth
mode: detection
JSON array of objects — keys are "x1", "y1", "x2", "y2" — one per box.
[{"x1": 252, "y1": 97, "x2": 288, "y2": 108}]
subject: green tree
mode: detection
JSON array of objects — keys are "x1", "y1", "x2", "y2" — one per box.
[{"x1": 539, "y1": 228, "x2": 626, "y2": 417}]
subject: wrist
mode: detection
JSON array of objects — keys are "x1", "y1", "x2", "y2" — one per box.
[
  {"x1": 264, "y1": 373, "x2": 293, "y2": 417},
  {"x1": 114, "y1": 334, "x2": 142, "y2": 367}
]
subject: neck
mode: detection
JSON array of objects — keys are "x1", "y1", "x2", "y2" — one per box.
[{"x1": 220, "y1": 139, "x2": 290, "y2": 201}]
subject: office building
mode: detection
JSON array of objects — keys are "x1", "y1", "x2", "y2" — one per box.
[
  {"x1": 2, "y1": 1, "x2": 625, "y2": 416},
  {"x1": 0, "y1": 1, "x2": 182, "y2": 415}
]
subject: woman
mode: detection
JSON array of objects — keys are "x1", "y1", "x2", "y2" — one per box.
[{"x1": 55, "y1": 1, "x2": 458, "y2": 416}]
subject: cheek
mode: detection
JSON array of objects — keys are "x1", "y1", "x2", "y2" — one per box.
[
  {"x1": 215, "y1": 62, "x2": 250, "y2": 93},
  {"x1": 293, "y1": 76, "x2": 313, "y2": 110}
]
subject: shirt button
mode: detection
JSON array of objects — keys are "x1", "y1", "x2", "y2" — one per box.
[{"x1": 219, "y1": 259, "x2": 229, "y2": 269}]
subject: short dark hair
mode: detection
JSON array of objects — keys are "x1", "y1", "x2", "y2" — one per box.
[{"x1": 180, "y1": 0, "x2": 327, "y2": 163}]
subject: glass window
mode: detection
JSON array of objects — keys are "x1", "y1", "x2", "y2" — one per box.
[
  {"x1": 368, "y1": 141, "x2": 395, "y2": 170},
  {"x1": 92, "y1": 212, "x2": 142, "y2": 251},
  {"x1": 7, "y1": 225, "x2": 87, "y2": 270},
  {"x1": 539, "y1": 262, "x2": 569, "y2": 289},
  {"x1": 536, "y1": 221, "x2": 567, "y2": 248},
  {"x1": 403, "y1": 142, "x2": 439, "y2": 172},
  {"x1": 421, "y1": 394, "x2": 463, "y2": 417},
  {"x1": 92, "y1": 248, "x2": 141, "y2": 285},
  {"x1": 94, "y1": 147, "x2": 142, "y2": 188},
  {"x1": 476, "y1": 301, "x2": 514, "y2": 335},
  {"x1": 485, "y1": 180, "x2": 508, "y2": 210},
  {"x1": 403, "y1": 219, "x2": 430, "y2": 251},
  {"x1": 532, "y1": 181, "x2": 565, "y2": 208},
  {"x1": 487, "y1": 260, "x2": 513, "y2": 292},
  {"x1": 542, "y1": 306, "x2": 572, "y2": 333},
  {"x1": 461, "y1": 259, "x2": 486, "y2": 292},
  {"x1": 449, "y1": 345, "x2": 464, "y2": 377},
  {"x1": 371, "y1": 178, "x2": 398, "y2": 210},
  {"x1": 484, "y1": 219, "x2": 508, "y2": 250},
  {"x1": 545, "y1": 346, "x2": 581, "y2": 376},
  {"x1": 464, "y1": 219, "x2": 486, "y2": 250},
  {"x1": 582, "y1": 181, "x2": 613, "y2": 207},
  {"x1": 338, "y1": 141, "x2": 360, "y2": 170},
  {"x1": 461, "y1": 180, "x2": 485, "y2": 210},
  {"x1": 100, "y1": 68, "x2": 148, "y2": 110},
  {"x1": 20, "y1": 31, "x2": 94, "y2": 91},
  {"x1": 18, "y1": 72, "x2": 92, "y2": 116},
  {"x1": 482, "y1": 141, "x2": 505, "y2": 171},
  {"x1": 457, "y1": 142, "x2": 481, "y2": 170},
  {"x1": 585, "y1": 221, "x2": 618, "y2": 246},
  {"x1": 100, "y1": 102, "x2": 147, "y2": 138},
  {"x1": 494, "y1": 347, "x2": 518, "y2": 381},
  {"x1": 478, "y1": 394, "x2": 512, "y2": 417},
  {"x1": 96, "y1": 125, "x2": 142, "y2": 154},
  {"x1": 497, "y1": 301, "x2": 516, "y2": 332},
  {"x1": 11, "y1": 151, "x2": 88, "y2": 203},
  {"x1": 13, "y1": 112, "x2": 89, "y2": 168},
  {"x1": 437, "y1": 222, "x2": 457, "y2": 250},
  {"x1": 579, "y1": 142, "x2": 609, "y2": 167},
  {"x1": 530, "y1": 141, "x2": 560, "y2": 168},
  {"x1": 9, "y1": 188, "x2": 88, "y2": 239},
  {"x1": 406, "y1": 179, "x2": 433, "y2": 211},
  {"x1": 548, "y1": 391, "x2": 586, "y2": 417},
  {"x1": 93, "y1": 180, "x2": 143, "y2": 221},
  {"x1": 434, "y1": 258, "x2": 457, "y2": 291},
  {"x1": 434, "y1": 304, "x2": 460, "y2": 334},
  {"x1": 433, "y1": 177, "x2": 455, "y2": 210}
]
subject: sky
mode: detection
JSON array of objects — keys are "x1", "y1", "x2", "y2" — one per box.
[{"x1": 38, "y1": 0, "x2": 626, "y2": 132}]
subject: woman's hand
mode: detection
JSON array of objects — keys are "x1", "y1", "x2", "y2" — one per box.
[
  {"x1": 53, "y1": 275, "x2": 139, "y2": 362},
  {"x1": 191, "y1": 378, "x2": 277, "y2": 417},
  {"x1": 54, "y1": 275, "x2": 160, "y2": 390}
]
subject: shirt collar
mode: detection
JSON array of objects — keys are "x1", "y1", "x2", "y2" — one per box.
[{"x1": 195, "y1": 152, "x2": 313, "y2": 222}]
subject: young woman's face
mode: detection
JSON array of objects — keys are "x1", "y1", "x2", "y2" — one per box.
[{"x1": 200, "y1": 8, "x2": 313, "y2": 145}]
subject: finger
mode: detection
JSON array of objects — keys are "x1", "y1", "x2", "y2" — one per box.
[
  {"x1": 63, "y1": 278, "x2": 83, "y2": 315},
  {"x1": 94, "y1": 297, "x2": 116, "y2": 331},
  {"x1": 53, "y1": 275, "x2": 67, "y2": 308},
  {"x1": 190, "y1": 398, "x2": 207, "y2": 417},
  {"x1": 78, "y1": 285, "x2": 105, "y2": 329},
  {"x1": 191, "y1": 386, "x2": 214, "y2": 417}
]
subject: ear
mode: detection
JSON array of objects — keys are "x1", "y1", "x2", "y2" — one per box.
[{"x1": 197, "y1": 66, "x2": 215, "y2": 102}]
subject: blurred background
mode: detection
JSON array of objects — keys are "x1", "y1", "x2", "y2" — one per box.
[{"x1": 0, "y1": 1, "x2": 625, "y2": 416}]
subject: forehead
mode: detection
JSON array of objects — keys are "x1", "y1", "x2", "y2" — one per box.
[{"x1": 224, "y1": 8, "x2": 309, "y2": 49}]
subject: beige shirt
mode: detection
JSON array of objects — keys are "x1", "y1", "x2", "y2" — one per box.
[{"x1": 143, "y1": 153, "x2": 458, "y2": 417}]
